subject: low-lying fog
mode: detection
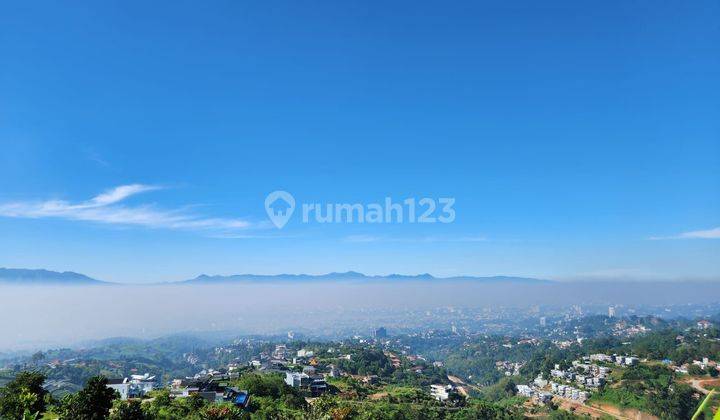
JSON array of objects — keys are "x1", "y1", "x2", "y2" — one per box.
[{"x1": 1, "y1": 280, "x2": 718, "y2": 351}]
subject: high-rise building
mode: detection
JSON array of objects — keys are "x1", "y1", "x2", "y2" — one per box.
[
  {"x1": 373, "y1": 327, "x2": 387, "y2": 339},
  {"x1": 608, "y1": 306, "x2": 616, "y2": 318},
  {"x1": 539, "y1": 317, "x2": 547, "y2": 327}
]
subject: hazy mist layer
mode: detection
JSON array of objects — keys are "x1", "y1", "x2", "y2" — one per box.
[{"x1": 2, "y1": 281, "x2": 718, "y2": 351}]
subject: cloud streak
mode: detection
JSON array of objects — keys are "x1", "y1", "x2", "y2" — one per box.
[
  {"x1": 0, "y1": 184, "x2": 253, "y2": 233},
  {"x1": 343, "y1": 234, "x2": 488, "y2": 243},
  {"x1": 649, "y1": 226, "x2": 720, "y2": 240}
]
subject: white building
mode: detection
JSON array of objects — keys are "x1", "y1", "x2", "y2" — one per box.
[
  {"x1": 516, "y1": 384, "x2": 534, "y2": 397},
  {"x1": 589, "y1": 354, "x2": 613, "y2": 363},
  {"x1": 430, "y1": 384, "x2": 453, "y2": 401},
  {"x1": 107, "y1": 378, "x2": 130, "y2": 400},
  {"x1": 106, "y1": 374, "x2": 156, "y2": 400},
  {"x1": 533, "y1": 374, "x2": 548, "y2": 388},
  {"x1": 697, "y1": 320, "x2": 713, "y2": 330},
  {"x1": 297, "y1": 349, "x2": 314, "y2": 358},
  {"x1": 273, "y1": 345, "x2": 288, "y2": 359},
  {"x1": 129, "y1": 373, "x2": 156, "y2": 395},
  {"x1": 285, "y1": 372, "x2": 310, "y2": 388},
  {"x1": 624, "y1": 356, "x2": 639, "y2": 366}
]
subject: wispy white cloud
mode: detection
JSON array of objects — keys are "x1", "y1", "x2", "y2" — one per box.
[
  {"x1": 85, "y1": 150, "x2": 110, "y2": 168},
  {"x1": 453, "y1": 235, "x2": 488, "y2": 242},
  {"x1": 90, "y1": 184, "x2": 160, "y2": 206},
  {"x1": 419, "y1": 235, "x2": 488, "y2": 243},
  {"x1": 649, "y1": 226, "x2": 720, "y2": 240},
  {"x1": 0, "y1": 184, "x2": 254, "y2": 233},
  {"x1": 343, "y1": 234, "x2": 488, "y2": 243},
  {"x1": 344, "y1": 234, "x2": 382, "y2": 243}
]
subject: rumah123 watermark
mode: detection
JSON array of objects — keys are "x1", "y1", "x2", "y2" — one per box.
[{"x1": 265, "y1": 191, "x2": 455, "y2": 229}]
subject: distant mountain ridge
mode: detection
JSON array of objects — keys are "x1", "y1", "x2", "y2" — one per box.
[
  {"x1": 0, "y1": 267, "x2": 550, "y2": 285},
  {"x1": 181, "y1": 271, "x2": 550, "y2": 284},
  {"x1": 0, "y1": 268, "x2": 106, "y2": 285}
]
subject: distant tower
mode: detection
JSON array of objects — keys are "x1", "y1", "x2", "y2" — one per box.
[
  {"x1": 608, "y1": 306, "x2": 616, "y2": 318},
  {"x1": 287, "y1": 331, "x2": 295, "y2": 340},
  {"x1": 540, "y1": 317, "x2": 547, "y2": 327},
  {"x1": 451, "y1": 324, "x2": 458, "y2": 334},
  {"x1": 373, "y1": 327, "x2": 387, "y2": 339}
]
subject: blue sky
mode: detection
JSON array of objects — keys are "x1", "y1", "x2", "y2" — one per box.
[{"x1": 0, "y1": 0, "x2": 718, "y2": 283}]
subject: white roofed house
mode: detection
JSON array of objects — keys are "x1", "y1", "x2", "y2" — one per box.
[
  {"x1": 107, "y1": 373, "x2": 157, "y2": 399},
  {"x1": 129, "y1": 373, "x2": 156, "y2": 397},
  {"x1": 430, "y1": 384, "x2": 454, "y2": 402},
  {"x1": 106, "y1": 378, "x2": 130, "y2": 400}
]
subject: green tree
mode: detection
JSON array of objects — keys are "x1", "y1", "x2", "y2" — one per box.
[
  {"x1": 687, "y1": 364, "x2": 706, "y2": 376},
  {"x1": 199, "y1": 404, "x2": 243, "y2": 420},
  {"x1": 0, "y1": 371, "x2": 49, "y2": 419},
  {"x1": 448, "y1": 400, "x2": 522, "y2": 419},
  {"x1": 503, "y1": 378, "x2": 517, "y2": 396},
  {"x1": 548, "y1": 410, "x2": 584, "y2": 419},
  {"x1": 110, "y1": 400, "x2": 146, "y2": 420},
  {"x1": 648, "y1": 383, "x2": 696, "y2": 420},
  {"x1": 60, "y1": 376, "x2": 117, "y2": 420},
  {"x1": 30, "y1": 352, "x2": 45, "y2": 364}
]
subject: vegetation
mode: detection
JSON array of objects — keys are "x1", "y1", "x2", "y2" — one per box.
[
  {"x1": 1, "y1": 315, "x2": 716, "y2": 419},
  {"x1": 0, "y1": 369, "x2": 527, "y2": 420},
  {"x1": 0, "y1": 371, "x2": 49, "y2": 419},
  {"x1": 57, "y1": 376, "x2": 117, "y2": 420},
  {"x1": 590, "y1": 363, "x2": 696, "y2": 419},
  {"x1": 337, "y1": 348, "x2": 394, "y2": 377}
]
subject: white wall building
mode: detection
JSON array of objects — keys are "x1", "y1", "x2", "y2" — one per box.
[{"x1": 430, "y1": 384, "x2": 453, "y2": 401}]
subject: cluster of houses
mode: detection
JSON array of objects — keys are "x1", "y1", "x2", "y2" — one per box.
[
  {"x1": 671, "y1": 356, "x2": 719, "y2": 374},
  {"x1": 515, "y1": 354, "x2": 635, "y2": 407},
  {"x1": 589, "y1": 353, "x2": 639, "y2": 367},
  {"x1": 249, "y1": 346, "x2": 335, "y2": 397},
  {"x1": 101, "y1": 338, "x2": 465, "y2": 408},
  {"x1": 516, "y1": 384, "x2": 553, "y2": 404},
  {"x1": 550, "y1": 382, "x2": 589, "y2": 402},
  {"x1": 549, "y1": 354, "x2": 630, "y2": 390},
  {"x1": 613, "y1": 323, "x2": 649, "y2": 337},
  {"x1": 691, "y1": 357, "x2": 716, "y2": 371},
  {"x1": 517, "y1": 375, "x2": 589, "y2": 404},
  {"x1": 105, "y1": 365, "x2": 251, "y2": 408},
  {"x1": 168, "y1": 376, "x2": 250, "y2": 408}
]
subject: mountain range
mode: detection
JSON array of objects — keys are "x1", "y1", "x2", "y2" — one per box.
[
  {"x1": 182, "y1": 271, "x2": 549, "y2": 284},
  {"x1": 0, "y1": 268, "x2": 106, "y2": 285},
  {"x1": 0, "y1": 268, "x2": 550, "y2": 285}
]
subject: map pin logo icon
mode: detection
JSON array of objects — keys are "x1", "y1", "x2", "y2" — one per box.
[{"x1": 265, "y1": 191, "x2": 295, "y2": 229}]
